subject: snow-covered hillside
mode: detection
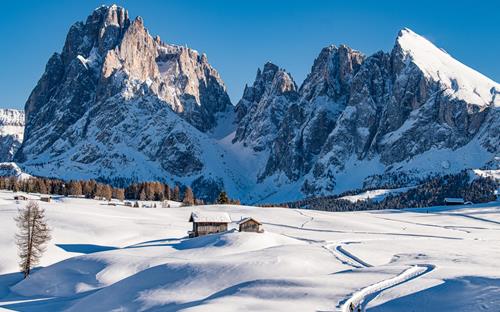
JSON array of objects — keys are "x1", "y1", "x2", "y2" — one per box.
[{"x1": 0, "y1": 190, "x2": 499, "y2": 311}]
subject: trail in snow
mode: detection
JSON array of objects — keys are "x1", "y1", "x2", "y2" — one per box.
[
  {"x1": 339, "y1": 264, "x2": 435, "y2": 312},
  {"x1": 323, "y1": 243, "x2": 372, "y2": 269},
  {"x1": 296, "y1": 210, "x2": 315, "y2": 228}
]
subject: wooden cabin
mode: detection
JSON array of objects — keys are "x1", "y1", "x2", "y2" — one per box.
[
  {"x1": 40, "y1": 196, "x2": 51, "y2": 203},
  {"x1": 188, "y1": 212, "x2": 231, "y2": 238},
  {"x1": 238, "y1": 217, "x2": 264, "y2": 233},
  {"x1": 444, "y1": 198, "x2": 465, "y2": 205},
  {"x1": 14, "y1": 195, "x2": 28, "y2": 201}
]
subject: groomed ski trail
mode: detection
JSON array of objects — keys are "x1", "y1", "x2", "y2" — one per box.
[
  {"x1": 323, "y1": 243, "x2": 372, "y2": 269},
  {"x1": 340, "y1": 264, "x2": 435, "y2": 312}
]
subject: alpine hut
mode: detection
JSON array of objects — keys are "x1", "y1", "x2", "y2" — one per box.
[
  {"x1": 238, "y1": 217, "x2": 264, "y2": 233},
  {"x1": 188, "y1": 211, "x2": 231, "y2": 238},
  {"x1": 444, "y1": 198, "x2": 465, "y2": 205}
]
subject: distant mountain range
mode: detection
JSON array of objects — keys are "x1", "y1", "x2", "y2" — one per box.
[{"x1": 2, "y1": 4, "x2": 498, "y2": 203}]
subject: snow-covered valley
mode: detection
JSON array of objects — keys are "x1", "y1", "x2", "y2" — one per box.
[{"x1": 0, "y1": 190, "x2": 499, "y2": 311}]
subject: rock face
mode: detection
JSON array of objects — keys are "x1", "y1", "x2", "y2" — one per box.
[
  {"x1": 233, "y1": 62, "x2": 298, "y2": 152},
  {"x1": 235, "y1": 28, "x2": 499, "y2": 200},
  {"x1": 0, "y1": 109, "x2": 24, "y2": 162},
  {"x1": 260, "y1": 28, "x2": 499, "y2": 197},
  {"x1": 16, "y1": 5, "x2": 236, "y2": 201},
  {"x1": 19, "y1": 5, "x2": 231, "y2": 162},
  {"x1": 16, "y1": 5, "x2": 500, "y2": 203}
]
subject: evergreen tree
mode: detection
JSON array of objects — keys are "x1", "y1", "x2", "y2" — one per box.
[
  {"x1": 217, "y1": 191, "x2": 229, "y2": 204},
  {"x1": 172, "y1": 185, "x2": 180, "y2": 202},
  {"x1": 183, "y1": 187, "x2": 195, "y2": 206},
  {"x1": 68, "y1": 180, "x2": 83, "y2": 196}
]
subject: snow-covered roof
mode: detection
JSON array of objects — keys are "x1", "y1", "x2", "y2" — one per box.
[
  {"x1": 238, "y1": 217, "x2": 262, "y2": 225},
  {"x1": 189, "y1": 211, "x2": 231, "y2": 223},
  {"x1": 444, "y1": 198, "x2": 464, "y2": 203}
]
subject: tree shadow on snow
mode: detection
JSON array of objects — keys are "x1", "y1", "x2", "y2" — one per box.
[{"x1": 56, "y1": 244, "x2": 118, "y2": 254}]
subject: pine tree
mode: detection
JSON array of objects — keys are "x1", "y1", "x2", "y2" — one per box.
[
  {"x1": 217, "y1": 191, "x2": 229, "y2": 204},
  {"x1": 113, "y1": 188, "x2": 125, "y2": 201},
  {"x1": 183, "y1": 187, "x2": 195, "y2": 206},
  {"x1": 68, "y1": 180, "x2": 83, "y2": 196},
  {"x1": 103, "y1": 185, "x2": 112, "y2": 201},
  {"x1": 164, "y1": 184, "x2": 171, "y2": 200},
  {"x1": 15, "y1": 201, "x2": 51, "y2": 278},
  {"x1": 139, "y1": 189, "x2": 146, "y2": 201},
  {"x1": 172, "y1": 185, "x2": 180, "y2": 202}
]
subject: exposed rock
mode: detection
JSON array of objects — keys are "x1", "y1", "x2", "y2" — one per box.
[
  {"x1": 233, "y1": 62, "x2": 298, "y2": 152},
  {"x1": 0, "y1": 109, "x2": 25, "y2": 162}
]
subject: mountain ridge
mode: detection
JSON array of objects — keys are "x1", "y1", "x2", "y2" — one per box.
[{"x1": 9, "y1": 4, "x2": 499, "y2": 203}]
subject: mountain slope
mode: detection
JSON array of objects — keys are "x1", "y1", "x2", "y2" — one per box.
[{"x1": 0, "y1": 109, "x2": 24, "y2": 162}]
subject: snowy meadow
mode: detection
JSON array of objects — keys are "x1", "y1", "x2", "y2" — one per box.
[{"x1": 0, "y1": 190, "x2": 499, "y2": 311}]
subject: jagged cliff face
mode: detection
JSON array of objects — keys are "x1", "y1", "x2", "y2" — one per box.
[
  {"x1": 238, "y1": 29, "x2": 498, "y2": 199},
  {"x1": 15, "y1": 4, "x2": 500, "y2": 203},
  {"x1": 261, "y1": 45, "x2": 365, "y2": 182},
  {"x1": 19, "y1": 5, "x2": 231, "y2": 163},
  {"x1": 0, "y1": 109, "x2": 24, "y2": 162},
  {"x1": 16, "y1": 5, "x2": 235, "y2": 199},
  {"x1": 233, "y1": 62, "x2": 298, "y2": 152}
]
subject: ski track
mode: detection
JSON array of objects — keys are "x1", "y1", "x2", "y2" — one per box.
[
  {"x1": 339, "y1": 264, "x2": 435, "y2": 312},
  {"x1": 321, "y1": 241, "x2": 435, "y2": 312},
  {"x1": 296, "y1": 209, "x2": 314, "y2": 228},
  {"x1": 323, "y1": 243, "x2": 372, "y2": 269}
]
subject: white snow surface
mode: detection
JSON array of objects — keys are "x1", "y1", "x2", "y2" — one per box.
[
  {"x1": 0, "y1": 109, "x2": 24, "y2": 141},
  {"x1": 339, "y1": 186, "x2": 415, "y2": 203},
  {"x1": 0, "y1": 190, "x2": 499, "y2": 311},
  {"x1": 397, "y1": 28, "x2": 500, "y2": 107}
]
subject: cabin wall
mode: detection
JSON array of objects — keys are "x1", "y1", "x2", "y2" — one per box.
[
  {"x1": 193, "y1": 222, "x2": 228, "y2": 236},
  {"x1": 239, "y1": 221, "x2": 262, "y2": 233}
]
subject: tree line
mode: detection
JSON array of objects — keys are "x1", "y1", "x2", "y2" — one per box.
[
  {"x1": 0, "y1": 176, "x2": 202, "y2": 205},
  {"x1": 282, "y1": 171, "x2": 498, "y2": 212}
]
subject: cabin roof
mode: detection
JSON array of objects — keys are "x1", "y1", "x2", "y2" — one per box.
[
  {"x1": 238, "y1": 217, "x2": 262, "y2": 225},
  {"x1": 189, "y1": 211, "x2": 231, "y2": 223},
  {"x1": 444, "y1": 197, "x2": 464, "y2": 203}
]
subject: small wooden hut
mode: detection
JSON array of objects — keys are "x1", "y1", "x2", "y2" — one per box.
[
  {"x1": 40, "y1": 196, "x2": 51, "y2": 203},
  {"x1": 14, "y1": 195, "x2": 28, "y2": 201},
  {"x1": 188, "y1": 211, "x2": 231, "y2": 238},
  {"x1": 238, "y1": 217, "x2": 263, "y2": 233},
  {"x1": 444, "y1": 198, "x2": 465, "y2": 205}
]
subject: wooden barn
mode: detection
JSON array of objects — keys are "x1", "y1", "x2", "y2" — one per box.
[
  {"x1": 188, "y1": 211, "x2": 231, "y2": 238},
  {"x1": 40, "y1": 196, "x2": 51, "y2": 203},
  {"x1": 14, "y1": 195, "x2": 28, "y2": 201},
  {"x1": 444, "y1": 198, "x2": 465, "y2": 205},
  {"x1": 238, "y1": 217, "x2": 264, "y2": 233}
]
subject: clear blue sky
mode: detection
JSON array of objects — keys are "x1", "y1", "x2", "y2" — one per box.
[{"x1": 1, "y1": 0, "x2": 499, "y2": 109}]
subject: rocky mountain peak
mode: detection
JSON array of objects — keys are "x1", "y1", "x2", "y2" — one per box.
[
  {"x1": 300, "y1": 44, "x2": 364, "y2": 103},
  {"x1": 233, "y1": 62, "x2": 298, "y2": 151},
  {"x1": 393, "y1": 27, "x2": 499, "y2": 107}
]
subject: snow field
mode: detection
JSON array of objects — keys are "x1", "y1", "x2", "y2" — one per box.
[{"x1": 0, "y1": 190, "x2": 499, "y2": 311}]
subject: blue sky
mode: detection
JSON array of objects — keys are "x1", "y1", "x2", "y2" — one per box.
[{"x1": 0, "y1": 0, "x2": 499, "y2": 109}]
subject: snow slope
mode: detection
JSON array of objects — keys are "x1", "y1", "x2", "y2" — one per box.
[
  {"x1": 397, "y1": 28, "x2": 500, "y2": 107},
  {"x1": 0, "y1": 190, "x2": 499, "y2": 311}
]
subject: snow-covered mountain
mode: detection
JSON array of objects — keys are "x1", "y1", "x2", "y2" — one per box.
[
  {"x1": 14, "y1": 5, "x2": 500, "y2": 203},
  {"x1": 0, "y1": 109, "x2": 24, "y2": 162}
]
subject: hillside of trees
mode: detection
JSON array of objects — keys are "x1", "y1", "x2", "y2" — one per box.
[
  {"x1": 282, "y1": 171, "x2": 498, "y2": 211},
  {"x1": 0, "y1": 176, "x2": 201, "y2": 204}
]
